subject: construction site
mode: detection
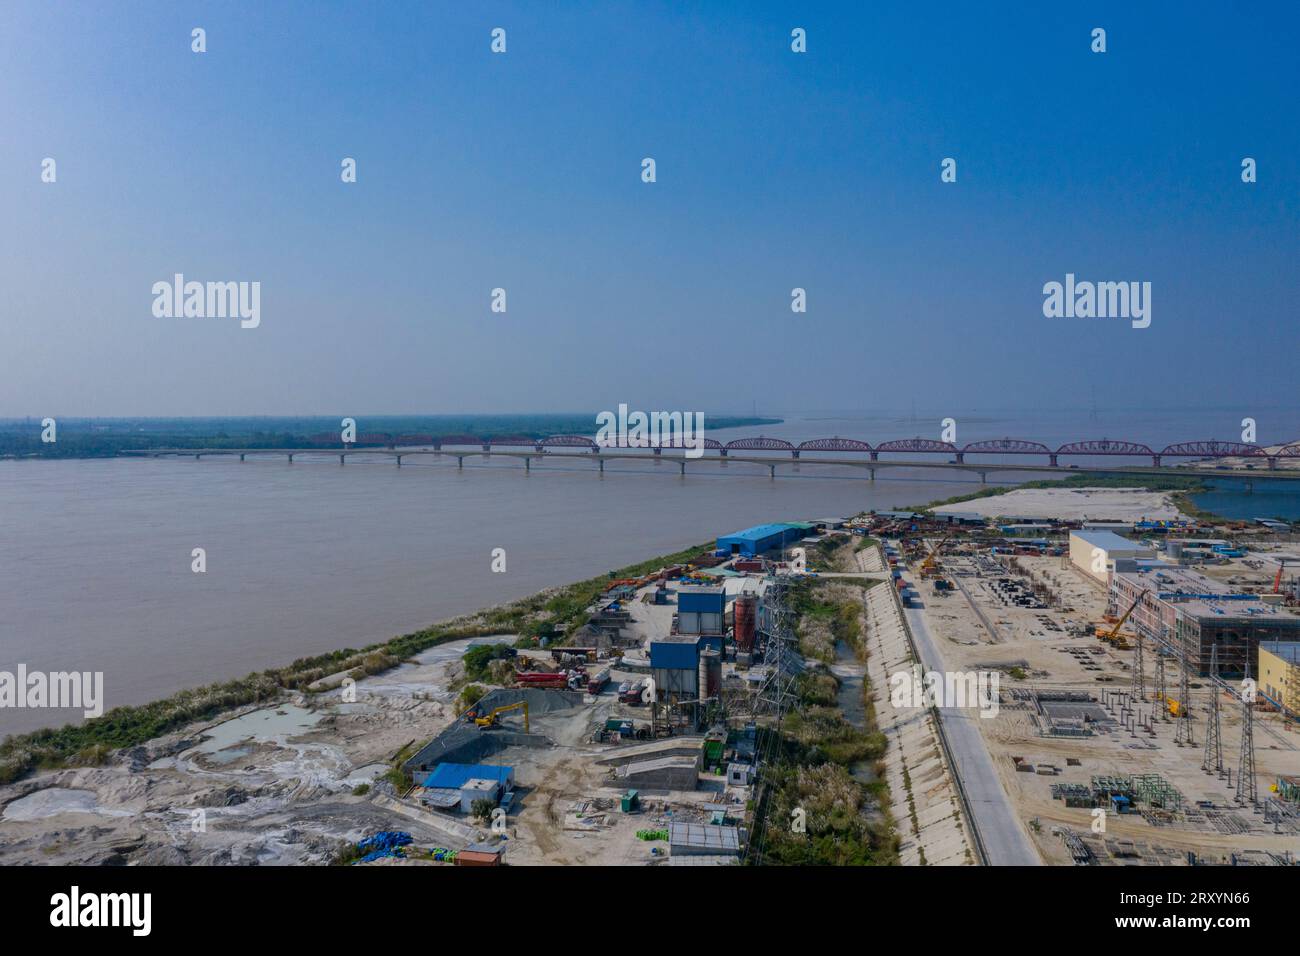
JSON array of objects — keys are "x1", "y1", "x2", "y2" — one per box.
[{"x1": 866, "y1": 493, "x2": 1300, "y2": 866}]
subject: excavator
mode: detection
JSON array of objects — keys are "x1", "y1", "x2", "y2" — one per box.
[
  {"x1": 464, "y1": 700, "x2": 530, "y2": 733},
  {"x1": 1096, "y1": 589, "x2": 1147, "y2": 650}
]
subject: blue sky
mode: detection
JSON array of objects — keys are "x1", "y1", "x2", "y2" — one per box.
[{"x1": 2, "y1": 1, "x2": 1297, "y2": 417}]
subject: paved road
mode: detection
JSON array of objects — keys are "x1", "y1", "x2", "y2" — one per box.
[{"x1": 904, "y1": 604, "x2": 1041, "y2": 866}]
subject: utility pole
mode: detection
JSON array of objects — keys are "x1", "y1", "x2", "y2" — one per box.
[
  {"x1": 1131, "y1": 630, "x2": 1146, "y2": 702},
  {"x1": 1238, "y1": 657, "x2": 1258, "y2": 807},
  {"x1": 1174, "y1": 633, "x2": 1194, "y2": 746},
  {"x1": 1202, "y1": 643, "x2": 1224, "y2": 775}
]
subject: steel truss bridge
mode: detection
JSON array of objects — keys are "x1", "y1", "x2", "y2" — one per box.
[{"x1": 179, "y1": 432, "x2": 1300, "y2": 467}]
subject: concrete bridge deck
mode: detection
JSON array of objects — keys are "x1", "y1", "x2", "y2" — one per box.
[{"x1": 122, "y1": 447, "x2": 1300, "y2": 485}]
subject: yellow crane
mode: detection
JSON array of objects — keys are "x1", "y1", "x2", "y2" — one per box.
[
  {"x1": 920, "y1": 531, "x2": 955, "y2": 578},
  {"x1": 1096, "y1": 590, "x2": 1147, "y2": 647},
  {"x1": 468, "y1": 700, "x2": 530, "y2": 733}
]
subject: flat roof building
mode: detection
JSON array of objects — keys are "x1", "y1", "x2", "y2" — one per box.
[
  {"x1": 717, "y1": 522, "x2": 814, "y2": 557},
  {"x1": 1259, "y1": 642, "x2": 1300, "y2": 719},
  {"x1": 1070, "y1": 530, "x2": 1155, "y2": 584},
  {"x1": 1110, "y1": 567, "x2": 1300, "y2": 677}
]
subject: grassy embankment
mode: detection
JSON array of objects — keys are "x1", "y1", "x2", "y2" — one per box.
[
  {"x1": 0, "y1": 541, "x2": 716, "y2": 785},
  {"x1": 906, "y1": 473, "x2": 1220, "y2": 522},
  {"x1": 751, "y1": 575, "x2": 897, "y2": 866}
]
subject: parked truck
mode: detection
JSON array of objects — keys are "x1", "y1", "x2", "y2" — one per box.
[
  {"x1": 586, "y1": 668, "x2": 611, "y2": 694},
  {"x1": 515, "y1": 671, "x2": 570, "y2": 689}
]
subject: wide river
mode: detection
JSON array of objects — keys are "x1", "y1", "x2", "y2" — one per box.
[{"x1": 2, "y1": 410, "x2": 1296, "y2": 736}]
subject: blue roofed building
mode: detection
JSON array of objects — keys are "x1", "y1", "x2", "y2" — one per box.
[{"x1": 717, "y1": 522, "x2": 814, "y2": 557}]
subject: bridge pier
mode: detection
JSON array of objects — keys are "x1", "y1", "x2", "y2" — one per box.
[
  {"x1": 339, "y1": 454, "x2": 346, "y2": 465},
  {"x1": 956, "y1": 453, "x2": 964, "y2": 464},
  {"x1": 679, "y1": 461, "x2": 686, "y2": 476},
  {"x1": 287, "y1": 453, "x2": 293, "y2": 463},
  {"x1": 525, "y1": 457, "x2": 531, "y2": 472},
  {"x1": 239, "y1": 453, "x2": 245, "y2": 462},
  {"x1": 1152, "y1": 455, "x2": 1162, "y2": 467},
  {"x1": 395, "y1": 455, "x2": 402, "y2": 467},
  {"x1": 195, "y1": 454, "x2": 201, "y2": 460},
  {"x1": 768, "y1": 464, "x2": 775, "y2": 479},
  {"x1": 978, "y1": 471, "x2": 987, "y2": 484},
  {"x1": 869, "y1": 467, "x2": 875, "y2": 481},
  {"x1": 599, "y1": 458, "x2": 604, "y2": 473}
]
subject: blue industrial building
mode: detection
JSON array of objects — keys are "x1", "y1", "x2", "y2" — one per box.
[
  {"x1": 717, "y1": 522, "x2": 814, "y2": 557},
  {"x1": 678, "y1": 584, "x2": 726, "y2": 634},
  {"x1": 420, "y1": 762, "x2": 515, "y2": 790}
]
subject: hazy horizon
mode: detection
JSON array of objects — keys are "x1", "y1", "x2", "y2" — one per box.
[{"x1": 4, "y1": 2, "x2": 1297, "y2": 417}]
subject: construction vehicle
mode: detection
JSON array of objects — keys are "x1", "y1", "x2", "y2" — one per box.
[
  {"x1": 465, "y1": 700, "x2": 530, "y2": 732},
  {"x1": 515, "y1": 671, "x2": 570, "y2": 689},
  {"x1": 1166, "y1": 697, "x2": 1182, "y2": 718},
  {"x1": 919, "y1": 532, "x2": 955, "y2": 578},
  {"x1": 1096, "y1": 590, "x2": 1147, "y2": 647},
  {"x1": 1274, "y1": 557, "x2": 1291, "y2": 594}
]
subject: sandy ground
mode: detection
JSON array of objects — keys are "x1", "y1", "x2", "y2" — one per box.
[
  {"x1": 934, "y1": 487, "x2": 1180, "y2": 521},
  {"x1": 905, "y1": 548, "x2": 1300, "y2": 865},
  {"x1": 0, "y1": 637, "x2": 511, "y2": 865}
]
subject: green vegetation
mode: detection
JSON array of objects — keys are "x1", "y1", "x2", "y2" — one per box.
[
  {"x1": 0, "y1": 540, "x2": 716, "y2": 784},
  {"x1": 461, "y1": 644, "x2": 515, "y2": 682},
  {"x1": 0, "y1": 414, "x2": 782, "y2": 460},
  {"x1": 751, "y1": 580, "x2": 897, "y2": 866},
  {"x1": 456, "y1": 684, "x2": 488, "y2": 713},
  {"x1": 752, "y1": 731, "x2": 895, "y2": 866},
  {"x1": 788, "y1": 577, "x2": 877, "y2": 664},
  {"x1": 351, "y1": 783, "x2": 371, "y2": 796},
  {"x1": 470, "y1": 798, "x2": 495, "y2": 824}
]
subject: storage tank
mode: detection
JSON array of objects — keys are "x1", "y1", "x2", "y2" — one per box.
[
  {"x1": 698, "y1": 649, "x2": 722, "y2": 700},
  {"x1": 733, "y1": 596, "x2": 757, "y2": 652}
]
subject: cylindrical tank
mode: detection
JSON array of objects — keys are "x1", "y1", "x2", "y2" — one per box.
[
  {"x1": 698, "y1": 649, "x2": 722, "y2": 699},
  {"x1": 733, "y1": 596, "x2": 757, "y2": 652}
]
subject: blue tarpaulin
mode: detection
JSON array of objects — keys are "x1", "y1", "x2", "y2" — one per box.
[{"x1": 354, "y1": 830, "x2": 413, "y2": 863}]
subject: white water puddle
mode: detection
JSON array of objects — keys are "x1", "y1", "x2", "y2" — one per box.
[
  {"x1": 340, "y1": 635, "x2": 514, "y2": 701},
  {"x1": 2, "y1": 788, "x2": 136, "y2": 821},
  {"x1": 194, "y1": 704, "x2": 321, "y2": 754}
]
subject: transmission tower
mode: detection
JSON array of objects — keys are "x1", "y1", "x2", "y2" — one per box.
[
  {"x1": 1238, "y1": 656, "x2": 1258, "y2": 807},
  {"x1": 756, "y1": 575, "x2": 799, "y2": 726},
  {"x1": 1154, "y1": 653, "x2": 1167, "y2": 715},
  {"x1": 1202, "y1": 643, "x2": 1224, "y2": 774},
  {"x1": 1174, "y1": 634, "x2": 1195, "y2": 746},
  {"x1": 1131, "y1": 630, "x2": 1146, "y2": 701}
]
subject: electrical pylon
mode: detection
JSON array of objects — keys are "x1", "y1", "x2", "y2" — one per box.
[
  {"x1": 1238, "y1": 656, "x2": 1257, "y2": 806},
  {"x1": 1131, "y1": 630, "x2": 1146, "y2": 701},
  {"x1": 1202, "y1": 643, "x2": 1223, "y2": 774}
]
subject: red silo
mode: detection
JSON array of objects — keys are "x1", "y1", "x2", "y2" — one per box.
[{"x1": 733, "y1": 596, "x2": 757, "y2": 652}]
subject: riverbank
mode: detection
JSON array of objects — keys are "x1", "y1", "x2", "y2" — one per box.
[{"x1": 0, "y1": 541, "x2": 715, "y2": 784}]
